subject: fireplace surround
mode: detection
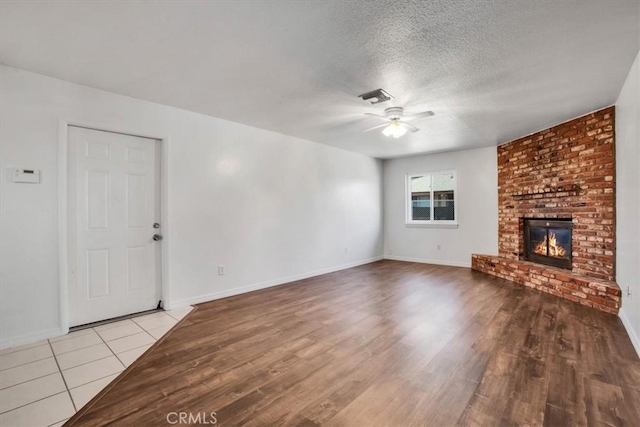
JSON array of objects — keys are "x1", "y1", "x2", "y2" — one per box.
[{"x1": 472, "y1": 107, "x2": 620, "y2": 314}]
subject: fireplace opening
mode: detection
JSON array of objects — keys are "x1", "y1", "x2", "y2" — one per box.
[{"x1": 523, "y1": 218, "x2": 573, "y2": 269}]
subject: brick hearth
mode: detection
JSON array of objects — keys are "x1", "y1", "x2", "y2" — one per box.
[
  {"x1": 472, "y1": 255, "x2": 620, "y2": 314},
  {"x1": 473, "y1": 107, "x2": 620, "y2": 314}
]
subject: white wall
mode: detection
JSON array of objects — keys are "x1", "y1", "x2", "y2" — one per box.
[
  {"x1": 616, "y1": 49, "x2": 640, "y2": 355},
  {"x1": 383, "y1": 147, "x2": 498, "y2": 267},
  {"x1": 0, "y1": 65, "x2": 383, "y2": 348}
]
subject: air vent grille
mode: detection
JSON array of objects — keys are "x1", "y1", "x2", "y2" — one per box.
[{"x1": 358, "y1": 89, "x2": 393, "y2": 105}]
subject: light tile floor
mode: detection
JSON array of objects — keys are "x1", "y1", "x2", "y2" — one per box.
[{"x1": 0, "y1": 307, "x2": 193, "y2": 427}]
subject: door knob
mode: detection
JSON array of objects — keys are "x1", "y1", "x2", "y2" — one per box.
[{"x1": 153, "y1": 234, "x2": 163, "y2": 241}]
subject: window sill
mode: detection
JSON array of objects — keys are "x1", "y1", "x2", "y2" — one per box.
[{"x1": 405, "y1": 222, "x2": 459, "y2": 229}]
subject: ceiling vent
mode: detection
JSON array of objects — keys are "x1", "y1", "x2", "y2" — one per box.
[{"x1": 358, "y1": 88, "x2": 393, "y2": 105}]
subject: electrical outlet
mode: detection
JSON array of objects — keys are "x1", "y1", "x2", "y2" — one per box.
[{"x1": 218, "y1": 265, "x2": 225, "y2": 276}]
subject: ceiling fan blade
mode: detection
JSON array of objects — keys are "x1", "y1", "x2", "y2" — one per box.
[
  {"x1": 362, "y1": 123, "x2": 390, "y2": 133},
  {"x1": 401, "y1": 122, "x2": 420, "y2": 133},
  {"x1": 403, "y1": 110, "x2": 435, "y2": 121},
  {"x1": 364, "y1": 112, "x2": 389, "y2": 120}
]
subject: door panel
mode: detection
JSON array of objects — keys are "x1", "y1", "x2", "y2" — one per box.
[
  {"x1": 127, "y1": 246, "x2": 152, "y2": 292},
  {"x1": 68, "y1": 126, "x2": 161, "y2": 327},
  {"x1": 87, "y1": 141, "x2": 109, "y2": 159},
  {"x1": 86, "y1": 171, "x2": 109, "y2": 229},
  {"x1": 126, "y1": 174, "x2": 147, "y2": 229},
  {"x1": 87, "y1": 249, "x2": 111, "y2": 299},
  {"x1": 125, "y1": 146, "x2": 146, "y2": 164}
]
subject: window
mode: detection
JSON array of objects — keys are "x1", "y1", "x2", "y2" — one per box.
[{"x1": 406, "y1": 171, "x2": 457, "y2": 225}]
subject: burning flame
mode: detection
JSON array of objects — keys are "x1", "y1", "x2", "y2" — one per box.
[{"x1": 534, "y1": 232, "x2": 567, "y2": 258}]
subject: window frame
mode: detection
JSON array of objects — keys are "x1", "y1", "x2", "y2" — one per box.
[{"x1": 405, "y1": 170, "x2": 458, "y2": 227}]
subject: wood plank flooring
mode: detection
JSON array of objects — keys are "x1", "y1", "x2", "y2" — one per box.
[{"x1": 66, "y1": 260, "x2": 640, "y2": 426}]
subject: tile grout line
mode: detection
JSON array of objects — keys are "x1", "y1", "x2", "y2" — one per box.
[
  {"x1": 93, "y1": 327, "x2": 126, "y2": 370},
  {"x1": 143, "y1": 323, "x2": 176, "y2": 336},
  {"x1": 0, "y1": 357, "x2": 59, "y2": 391},
  {"x1": 113, "y1": 343, "x2": 154, "y2": 364},
  {"x1": 47, "y1": 417, "x2": 70, "y2": 427},
  {"x1": 132, "y1": 312, "x2": 179, "y2": 325},
  {"x1": 0, "y1": 342, "x2": 50, "y2": 357},
  {"x1": 46, "y1": 339, "x2": 77, "y2": 412},
  {"x1": 92, "y1": 327, "x2": 156, "y2": 401},
  {"x1": 0, "y1": 311, "x2": 190, "y2": 420},
  {"x1": 93, "y1": 324, "x2": 132, "y2": 334},
  {"x1": 49, "y1": 328, "x2": 96, "y2": 343},
  {"x1": 98, "y1": 327, "x2": 149, "y2": 344},
  {"x1": 113, "y1": 315, "x2": 172, "y2": 362},
  {"x1": 64, "y1": 308, "x2": 199, "y2": 425},
  {"x1": 0, "y1": 354, "x2": 52, "y2": 372},
  {"x1": 112, "y1": 339, "x2": 157, "y2": 363},
  {"x1": 140, "y1": 326, "x2": 163, "y2": 343},
  {"x1": 0, "y1": 372, "x2": 64, "y2": 415},
  {"x1": 68, "y1": 372, "x2": 121, "y2": 392},
  {"x1": 55, "y1": 341, "x2": 105, "y2": 354},
  {"x1": 53, "y1": 325, "x2": 149, "y2": 358},
  {"x1": 62, "y1": 327, "x2": 124, "y2": 411},
  {"x1": 92, "y1": 319, "x2": 137, "y2": 332},
  {"x1": 132, "y1": 315, "x2": 172, "y2": 339},
  {"x1": 167, "y1": 311, "x2": 192, "y2": 321},
  {"x1": 137, "y1": 312, "x2": 180, "y2": 327},
  {"x1": 50, "y1": 332, "x2": 105, "y2": 356},
  {"x1": 0, "y1": 391, "x2": 70, "y2": 416},
  {"x1": 60, "y1": 353, "x2": 114, "y2": 373}
]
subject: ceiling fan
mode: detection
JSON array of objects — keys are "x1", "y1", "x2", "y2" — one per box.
[{"x1": 363, "y1": 107, "x2": 435, "y2": 138}]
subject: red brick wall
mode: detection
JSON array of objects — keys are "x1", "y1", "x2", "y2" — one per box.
[{"x1": 498, "y1": 107, "x2": 615, "y2": 281}]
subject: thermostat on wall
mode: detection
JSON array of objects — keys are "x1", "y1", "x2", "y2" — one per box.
[{"x1": 12, "y1": 168, "x2": 41, "y2": 183}]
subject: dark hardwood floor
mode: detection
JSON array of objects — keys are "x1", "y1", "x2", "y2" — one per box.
[{"x1": 66, "y1": 260, "x2": 640, "y2": 426}]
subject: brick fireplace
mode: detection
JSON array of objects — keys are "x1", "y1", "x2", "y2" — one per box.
[{"x1": 472, "y1": 107, "x2": 621, "y2": 314}]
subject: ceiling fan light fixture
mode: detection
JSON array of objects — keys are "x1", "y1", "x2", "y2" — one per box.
[{"x1": 382, "y1": 120, "x2": 407, "y2": 138}]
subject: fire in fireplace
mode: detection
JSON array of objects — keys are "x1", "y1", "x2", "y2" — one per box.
[
  {"x1": 534, "y1": 232, "x2": 566, "y2": 257},
  {"x1": 523, "y1": 218, "x2": 572, "y2": 269}
]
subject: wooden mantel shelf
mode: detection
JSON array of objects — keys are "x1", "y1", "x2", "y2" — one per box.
[{"x1": 510, "y1": 184, "x2": 580, "y2": 199}]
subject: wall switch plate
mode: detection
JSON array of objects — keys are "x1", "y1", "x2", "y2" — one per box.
[
  {"x1": 11, "y1": 168, "x2": 41, "y2": 183},
  {"x1": 628, "y1": 285, "x2": 632, "y2": 297},
  {"x1": 218, "y1": 265, "x2": 225, "y2": 275}
]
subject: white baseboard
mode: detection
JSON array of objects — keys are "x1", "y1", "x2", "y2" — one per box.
[
  {"x1": 384, "y1": 255, "x2": 471, "y2": 268},
  {"x1": 619, "y1": 306, "x2": 640, "y2": 358},
  {"x1": 170, "y1": 255, "x2": 384, "y2": 309},
  {"x1": 0, "y1": 256, "x2": 383, "y2": 350},
  {"x1": 0, "y1": 327, "x2": 65, "y2": 351}
]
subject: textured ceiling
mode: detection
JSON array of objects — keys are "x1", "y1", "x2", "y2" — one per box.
[{"x1": 1, "y1": 1, "x2": 638, "y2": 158}]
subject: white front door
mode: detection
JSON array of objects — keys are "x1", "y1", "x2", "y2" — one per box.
[{"x1": 68, "y1": 126, "x2": 162, "y2": 327}]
